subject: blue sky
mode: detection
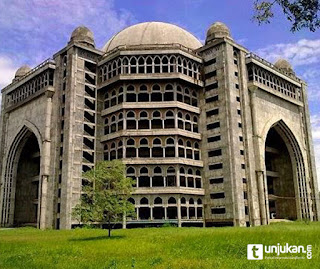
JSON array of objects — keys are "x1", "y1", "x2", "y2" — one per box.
[{"x1": 0, "y1": 0, "x2": 319, "y2": 185}]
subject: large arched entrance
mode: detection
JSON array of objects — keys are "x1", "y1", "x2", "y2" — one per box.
[
  {"x1": 264, "y1": 120, "x2": 310, "y2": 221},
  {"x1": 265, "y1": 127, "x2": 297, "y2": 220},
  {"x1": 0, "y1": 126, "x2": 41, "y2": 227},
  {"x1": 14, "y1": 133, "x2": 40, "y2": 226}
]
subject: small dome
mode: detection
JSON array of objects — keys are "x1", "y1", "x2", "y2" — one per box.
[
  {"x1": 274, "y1": 59, "x2": 295, "y2": 75},
  {"x1": 69, "y1": 26, "x2": 95, "y2": 47},
  {"x1": 103, "y1": 22, "x2": 202, "y2": 52},
  {"x1": 206, "y1": 22, "x2": 231, "y2": 43},
  {"x1": 14, "y1": 65, "x2": 31, "y2": 79}
]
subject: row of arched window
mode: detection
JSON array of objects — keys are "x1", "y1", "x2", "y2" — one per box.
[
  {"x1": 8, "y1": 70, "x2": 54, "y2": 106},
  {"x1": 103, "y1": 137, "x2": 201, "y2": 161},
  {"x1": 248, "y1": 65, "x2": 301, "y2": 101},
  {"x1": 104, "y1": 110, "x2": 199, "y2": 134},
  {"x1": 99, "y1": 55, "x2": 202, "y2": 83},
  {"x1": 104, "y1": 84, "x2": 198, "y2": 109},
  {"x1": 125, "y1": 165, "x2": 202, "y2": 188},
  {"x1": 128, "y1": 196, "x2": 203, "y2": 220},
  {"x1": 129, "y1": 196, "x2": 203, "y2": 205}
]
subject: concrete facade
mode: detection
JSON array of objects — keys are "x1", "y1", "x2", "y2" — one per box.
[{"x1": 0, "y1": 22, "x2": 318, "y2": 229}]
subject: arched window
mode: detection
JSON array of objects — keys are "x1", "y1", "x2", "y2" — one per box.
[
  {"x1": 110, "y1": 115, "x2": 117, "y2": 133},
  {"x1": 126, "y1": 138, "x2": 136, "y2": 158},
  {"x1": 128, "y1": 197, "x2": 135, "y2": 204},
  {"x1": 165, "y1": 137, "x2": 175, "y2": 158},
  {"x1": 192, "y1": 91, "x2": 197, "y2": 107},
  {"x1": 178, "y1": 139, "x2": 185, "y2": 158},
  {"x1": 181, "y1": 197, "x2": 186, "y2": 204},
  {"x1": 189, "y1": 198, "x2": 194, "y2": 204},
  {"x1": 139, "y1": 167, "x2": 150, "y2": 187},
  {"x1": 154, "y1": 197, "x2": 162, "y2": 204},
  {"x1": 126, "y1": 85, "x2": 136, "y2": 102},
  {"x1": 138, "y1": 85, "x2": 149, "y2": 102},
  {"x1": 184, "y1": 88, "x2": 191, "y2": 105},
  {"x1": 138, "y1": 111, "x2": 149, "y2": 129},
  {"x1": 153, "y1": 166, "x2": 164, "y2": 187},
  {"x1": 126, "y1": 167, "x2": 136, "y2": 186},
  {"x1": 164, "y1": 110, "x2": 175, "y2": 128},
  {"x1": 151, "y1": 84, "x2": 162, "y2": 102},
  {"x1": 164, "y1": 84, "x2": 174, "y2": 101},
  {"x1": 185, "y1": 114, "x2": 192, "y2": 131},
  {"x1": 122, "y1": 57, "x2": 129, "y2": 74},
  {"x1": 146, "y1": 56, "x2": 153, "y2": 73},
  {"x1": 187, "y1": 169, "x2": 194, "y2": 188},
  {"x1": 127, "y1": 111, "x2": 136, "y2": 129},
  {"x1": 169, "y1": 56, "x2": 176, "y2": 72},
  {"x1": 110, "y1": 142, "x2": 116, "y2": 160},
  {"x1": 193, "y1": 116, "x2": 199, "y2": 133},
  {"x1": 118, "y1": 113, "x2": 124, "y2": 131},
  {"x1": 197, "y1": 198, "x2": 202, "y2": 205},
  {"x1": 168, "y1": 197, "x2": 176, "y2": 204},
  {"x1": 151, "y1": 111, "x2": 162, "y2": 129},
  {"x1": 103, "y1": 144, "x2": 109, "y2": 160},
  {"x1": 186, "y1": 141, "x2": 192, "y2": 159},
  {"x1": 139, "y1": 138, "x2": 150, "y2": 158},
  {"x1": 130, "y1": 57, "x2": 137, "y2": 74},
  {"x1": 152, "y1": 138, "x2": 163, "y2": 158},
  {"x1": 162, "y1": 56, "x2": 169, "y2": 73},
  {"x1": 180, "y1": 167, "x2": 186, "y2": 187},
  {"x1": 117, "y1": 140, "x2": 123, "y2": 159},
  {"x1": 138, "y1": 57, "x2": 145, "y2": 73},
  {"x1": 154, "y1": 56, "x2": 161, "y2": 73},
  {"x1": 140, "y1": 197, "x2": 149, "y2": 205},
  {"x1": 166, "y1": 166, "x2": 176, "y2": 186}
]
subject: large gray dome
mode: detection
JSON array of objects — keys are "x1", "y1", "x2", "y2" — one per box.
[
  {"x1": 103, "y1": 22, "x2": 203, "y2": 52},
  {"x1": 274, "y1": 58, "x2": 295, "y2": 75}
]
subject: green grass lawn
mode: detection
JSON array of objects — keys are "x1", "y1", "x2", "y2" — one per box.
[{"x1": 0, "y1": 222, "x2": 319, "y2": 269}]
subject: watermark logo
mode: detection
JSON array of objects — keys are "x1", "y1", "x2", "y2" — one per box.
[
  {"x1": 247, "y1": 244, "x2": 312, "y2": 260},
  {"x1": 247, "y1": 244, "x2": 263, "y2": 260}
]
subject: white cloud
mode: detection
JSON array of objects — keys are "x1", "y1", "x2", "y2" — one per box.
[
  {"x1": 0, "y1": 55, "x2": 18, "y2": 90},
  {"x1": 256, "y1": 39, "x2": 320, "y2": 66}
]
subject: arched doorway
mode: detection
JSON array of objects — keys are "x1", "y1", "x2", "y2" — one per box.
[
  {"x1": 265, "y1": 127, "x2": 297, "y2": 220},
  {"x1": 0, "y1": 126, "x2": 41, "y2": 227},
  {"x1": 14, "y1": 133, "x2": 40, "y2": 226},
  {"x1": 264, "y1": 120, "x2": 311, "y2": 221}
]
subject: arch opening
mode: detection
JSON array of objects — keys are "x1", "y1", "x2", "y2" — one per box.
[{"x1": 265, "y1": 126, "x2": 297, "y2": 220}]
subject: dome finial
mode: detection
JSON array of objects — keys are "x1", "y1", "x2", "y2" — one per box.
[
  {"x1": 13, "y1": 65, "x2": 31, "y2": 82},
  {"x1": 69, "y1": 26, "x2": 95, "y2": 47},
  {"x1": 206, "y1": 22, "x2": 231, "y2": 44},
  {"x1": 274, "y1": 58, "x2": 295, "y2": 75}
]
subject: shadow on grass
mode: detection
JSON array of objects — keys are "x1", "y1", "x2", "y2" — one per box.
[{"x1": 69, "y1": 235, "x2": 125, "y2": 241}]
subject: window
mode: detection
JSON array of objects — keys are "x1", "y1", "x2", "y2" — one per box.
[
  {"x1": 242, "y1": 178, "x2": 247, "y2": 183},
  {"x1": 208, "y1": 149, "x2": 222, "y2": 157},
  {"x1": 204, "y1": 58, "x2": 216, "y2": 66},
  {"x1": 209, "y1": 163, "x2": 223, "y2": 170},
  {"x1": 243, "y1": 192, "x2": 248, "y2": 200},
  {"x1": 212, "y1": 207, "x2": 226, "y2": 214},
  {"x1": 236, "y1": 96, "x2": 240, "y2": 102},
  {"x1": 206, "y1": 109, "x2": 219, "y2": 117},
  {"x1": 205, "y1": 70, "x2": 217, "y2": 80},
  {"x1": 239, "y1": 136, "x2": 243, "y2": 142},
  {"x1": 206, "y1": 82, "x2": 218, "y2": 91},
  {"x1": 235, "y1": 84, "x2": 239, "y2": 89},
  {"x1": 240, "y1": 150, "x2": 244, "y2": 155},
  {"x1": 235, "y1": 71, "x2": 238, "y2": 77},
  {"x1": 237, "y1": 109, "x2": 241, "y2": 115},
  {"x1": 206, "y1": 95, "x2": 219, "y2": 103},
  {"x1": 238, "y1": 122, "x2": 242, "y2": 128},
  {"x1": 207, "y1": 122, "x2": 220, "y2": 130},
  {"x1": 208, "y1": 135, "x2": 221, "y2": 143},
  {"x1": 210, "y1": 177, "x2": 223, "y2": 184},
  {"x1": 241, "y1": 164, "x2": 246, "y2": 169},
  {"x1": 210, "y1": 192, "x2": 225, "y2": 199}
]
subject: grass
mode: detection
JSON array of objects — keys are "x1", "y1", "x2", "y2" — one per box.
[{"x1": 0, "y1": 222, "x2": 319, "y2": 268}]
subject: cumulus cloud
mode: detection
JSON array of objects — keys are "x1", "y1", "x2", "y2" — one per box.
[
  {"x1": 256, "y1": 39, "x2": 320, "y2": 66},
  {"x1": 0, "y1": 0, "x2": 136, "y2": 66}
]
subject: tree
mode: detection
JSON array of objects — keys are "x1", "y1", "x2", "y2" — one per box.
[
  {"x1": 72, "y1": 160, "x2": 135, "y2": 237},
  {"x1": 253, "y1": 0, "x2": 320, "y2": 32}
]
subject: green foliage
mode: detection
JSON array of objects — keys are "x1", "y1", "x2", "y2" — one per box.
[
  {"x1": 253, "y1": 0, "x2": 320, "y2": 32},
  {"x1": 72, "y1": 160, "x2": 135, "y2": 235},
  {"x1": 0, "y1": 222, "x2": 320, "y2": 268}
]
